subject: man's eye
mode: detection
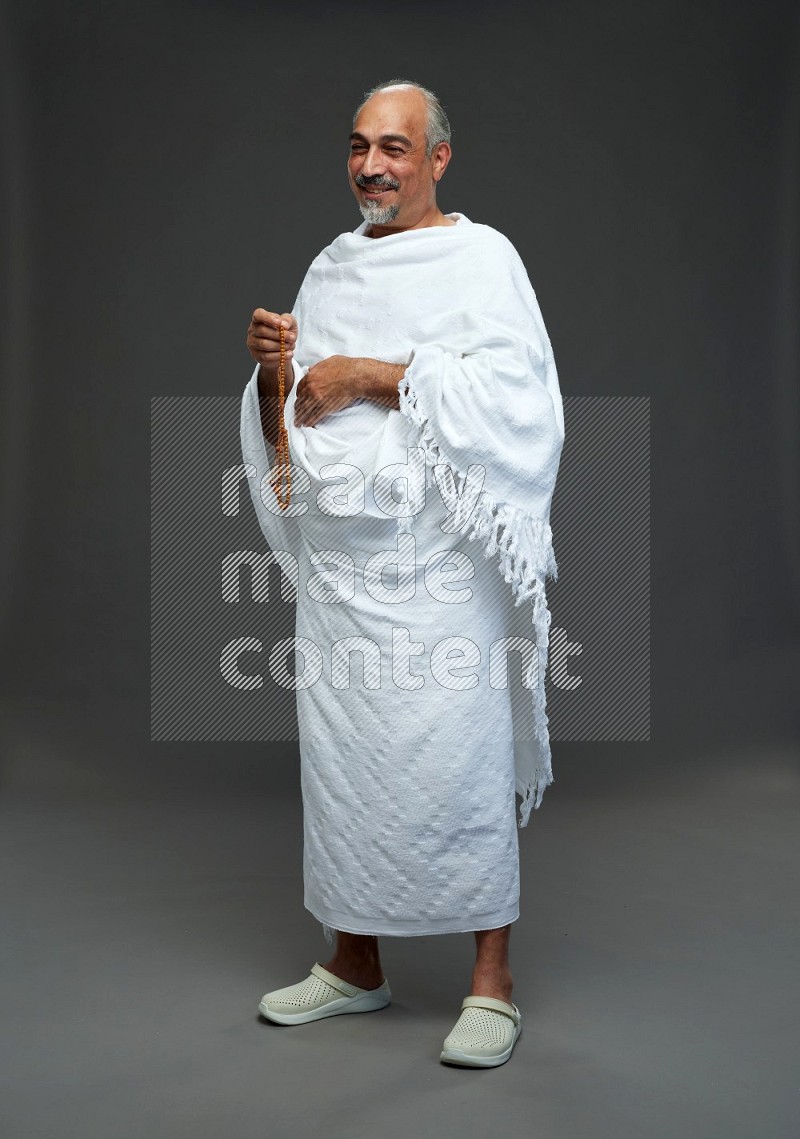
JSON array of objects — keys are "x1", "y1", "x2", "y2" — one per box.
[{"x1": 386, "y1": 148, "x2": 403, "y2": 155}]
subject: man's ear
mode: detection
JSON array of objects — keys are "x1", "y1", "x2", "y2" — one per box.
[{"x1": 432, "y1": 142, "x2": 452, "y2": 182}]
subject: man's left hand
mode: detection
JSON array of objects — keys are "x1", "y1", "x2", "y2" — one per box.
[{"x1": 293, "y1": 355, "x2": 366, "y2": 428}]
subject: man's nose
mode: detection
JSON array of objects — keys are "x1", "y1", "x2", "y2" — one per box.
[{"x1": 360, "y1": 145, "x2": 386, "y2": 177}]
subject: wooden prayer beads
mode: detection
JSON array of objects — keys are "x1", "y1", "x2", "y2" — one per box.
[{"x1": 270, "y1": 324, "x2": 292, "y2": 509}]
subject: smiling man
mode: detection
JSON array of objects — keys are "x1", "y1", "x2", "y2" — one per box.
[{"x1": 240, "y1": 78, "x2": 565, "y2": 1068}]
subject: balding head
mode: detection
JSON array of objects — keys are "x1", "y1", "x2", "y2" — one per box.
[{"x1": 353, "y1": 79, "x2": 451, "y2": 159}]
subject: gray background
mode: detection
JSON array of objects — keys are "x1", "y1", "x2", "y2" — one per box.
[{"x1": 1, "y1": 1, "x2": 798, "y2": 1137}]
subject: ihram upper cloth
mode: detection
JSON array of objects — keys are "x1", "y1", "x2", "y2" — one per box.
[{"x1": 240, "y1": 213, "x2": 564, "y2": 940}]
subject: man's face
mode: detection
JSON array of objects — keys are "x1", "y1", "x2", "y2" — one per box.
[{"x1": 347, "y1": 88, "x2": 446, "y2": 229}]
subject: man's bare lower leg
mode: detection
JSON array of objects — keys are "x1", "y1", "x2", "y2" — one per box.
[
  {"x1": 322, "y1": 931, "x2": 385, "y2": 989},
  {"x1": 470, "y1": 924, "x2": 514, "y2": 1004}
]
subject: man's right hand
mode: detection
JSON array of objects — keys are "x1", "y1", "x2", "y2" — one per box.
[{"x1": 247, "y1": 308, "x2": 297, "y2": 374}]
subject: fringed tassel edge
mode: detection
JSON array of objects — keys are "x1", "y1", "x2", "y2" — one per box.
[
  {"x1": 397, "y1": 373, "x2": 557, "y2": 829},
  {"x1": 397, "y1": 377, "x2": 558, "y2": 595},
  {"x1": 515, "y1": 577, "x2": 555, "y2": 828}
]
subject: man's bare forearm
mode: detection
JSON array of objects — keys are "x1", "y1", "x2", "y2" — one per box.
[
  {"x1": 355, "y1": 358, "x2": 407, "y2": 410},
  {"x1": 257, "y1": 361, "x2": 295, "y2": 401},
  {"x1": 257, "y1": 362, "x2": 295, "y2": 446},
  {"x1": 256, "y1": 356, "x2": 405, "y2": 445}
]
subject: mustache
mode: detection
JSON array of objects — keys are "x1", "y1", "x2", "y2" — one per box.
[{"x1": 355, "y1": 174, "x2": 400, "y2": 190}]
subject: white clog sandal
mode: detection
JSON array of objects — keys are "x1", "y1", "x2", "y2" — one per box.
[
  {"x1": 258, "y1": 962, "x2": 392, "y2": 1025},
  {"x1": 440, "y1": 995, "x2": 522, "y2": 1067}
]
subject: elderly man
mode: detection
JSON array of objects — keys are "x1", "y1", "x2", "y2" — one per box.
[{"x1": 240, "y1": 78, "x2": 564, "y2": 1068}]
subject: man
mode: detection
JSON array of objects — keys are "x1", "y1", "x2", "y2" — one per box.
[{"x1": 240, "y1": 79, "x2": 564, "y2": 1068}]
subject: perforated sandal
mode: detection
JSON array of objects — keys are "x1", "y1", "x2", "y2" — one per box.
[
  {"x1": 258, "y1": 962, "x2": 392, "y2": 1025},
  {"x1": 440, "y1": 995, "x2": 522, "y2": 1067}
]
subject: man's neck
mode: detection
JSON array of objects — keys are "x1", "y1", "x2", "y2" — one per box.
[{"x1": 365, "y1": 206, "x2": 457, "y2": 239}]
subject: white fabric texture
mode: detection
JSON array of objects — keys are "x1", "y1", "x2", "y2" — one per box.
[{"x1": 239, "y1": 212, "x2": 564, "y2": 942}]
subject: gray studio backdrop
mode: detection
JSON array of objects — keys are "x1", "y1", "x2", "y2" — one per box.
[{"x1": 0, "y1": 0, "x2": 798, "y2": 793}]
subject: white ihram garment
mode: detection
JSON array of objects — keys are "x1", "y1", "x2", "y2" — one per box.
[{"x1": 240, "y1": 212, "x2": 564, "y2": 941}]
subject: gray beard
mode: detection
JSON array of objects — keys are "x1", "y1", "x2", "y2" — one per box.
[{"x1": 358, "y1": 198, "x2": 401, "y2": 225}]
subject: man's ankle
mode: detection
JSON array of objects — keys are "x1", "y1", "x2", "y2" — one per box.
[{"x1": 327, "y1": 968, "x2": 385, "y2": 989}]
